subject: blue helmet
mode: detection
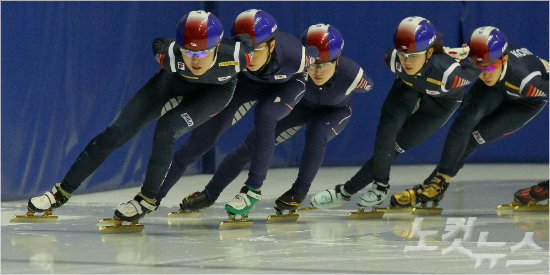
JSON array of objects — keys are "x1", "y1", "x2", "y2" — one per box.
[
  {"x1": 232, "y1": 9, "x2": 278, "y2": 44},
  {"x1": 301, "y1": 23, "x2": 344, "y2": 63},
  {"x1": 176, "y1": 10, "x2": 224, "y2": 50},
  {"x1": 469, "y1": 26, "x2": 509, "y2": 64},
  {"x1": 394, "y1": 16, "x2": 437, "y2": 53}
]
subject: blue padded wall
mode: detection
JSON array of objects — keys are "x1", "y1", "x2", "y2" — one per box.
[{"x1": 2, "y1": 2, "x2": 548, "y2": 200}]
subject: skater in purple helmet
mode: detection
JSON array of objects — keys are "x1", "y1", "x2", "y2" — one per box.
[
  {"x1": 309, "y1": 16, "x2": 481, "y2": 210},
  {"x1": 391, "y1": 26, "x2": 548, "y2": 209},
  {"x1": 25, "y1": 10, "x2": 254, "y2": 225}
]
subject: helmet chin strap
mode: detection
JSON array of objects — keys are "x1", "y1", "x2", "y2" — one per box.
[
  {"x1": 208, "y1": 46, "x2": 220, "y2": 70},
  {"x1": 252, "y1": 39, "x2": 274, "y2": 75},
  {"x1": 424, "y1": 48, "x2": 432, "y2": 64}
]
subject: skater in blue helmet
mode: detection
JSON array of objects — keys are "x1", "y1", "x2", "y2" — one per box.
[
  {"x1": 309, "y1": 16, "x2": 480, "y2": 210},
  {"x1": 392, "y1": 26, "x2": 548, "y2": 209},
  {"x1": 24, "y1": 11, "x2": 254, "y2": 225}
]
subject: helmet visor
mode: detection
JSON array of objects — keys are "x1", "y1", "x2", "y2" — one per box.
[
  {"x1": 182, "y1": 46, "x2": 216, "y2": 59},
  {"x1": 311, "y1": 59, "x2": 337, "y2": 70},
  {"x1": 397, "y1": 50, "x2": 426, "y2": 60},
  {"x1": 477, "y1": 58, "x2": 503, "y2": 72}
]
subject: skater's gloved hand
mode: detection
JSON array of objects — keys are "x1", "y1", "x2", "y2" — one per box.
[{"x1": 444, "y1": 45, "x2": 470, "y2": 62}]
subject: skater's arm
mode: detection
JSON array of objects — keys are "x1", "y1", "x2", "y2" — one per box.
[
  {"x1": 384, "y1": 46, "x2": 397, "y2": 71},
  {"x1": 351, "y1": 70, "x2": 374, "y2": 94},
  {"x1": 152, "y1": 37, "x2": 176, "y2": 70},
  {"x1": 231, "y1": 34, "x2": 255, "y2": 70},
  {"x1": 456, "y1": 60, "x2": 482, "y2": 82},
  {"x1": 519, "y1": 75, "x2": 548, "y2": 97},
  {"x1": 303, "y1": 45, "x2": 319, "y2": 71}
]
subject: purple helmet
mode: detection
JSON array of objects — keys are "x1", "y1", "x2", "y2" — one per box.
[
  {"x1": 301, "y1": 24, "x2": 344, "y2": 63},
  {"x1": 469, "y1": 26, "x2": 509, "y2": 64},
  {"x1": 176, "y1": 10, "x2": 224, "y2": 51},
  {"x1": 394, "y1": 16, "x2": 437, "y2": 53},
  {"x1": 232, "y1": 9, "x2": 278, "y2": 44}
]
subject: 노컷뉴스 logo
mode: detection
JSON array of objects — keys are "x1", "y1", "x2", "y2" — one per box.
[{"x1": 403, "y1": 217, "x2": 544, "y2": 269}]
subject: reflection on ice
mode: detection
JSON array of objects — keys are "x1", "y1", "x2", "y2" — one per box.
[{"x1": 2, "y1": 165, "x2": 548, "y2": 274}]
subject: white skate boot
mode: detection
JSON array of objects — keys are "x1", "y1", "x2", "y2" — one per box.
[
  {"x1": 309, "y1": 184, "x2": 350, "y2": 209},
  {"x1": 348, "y1": 182, "x2": 389, "y2": 219},
  {"x1": 100, "y1": 193, "x2": 157, "y2": 233},
  {"x1": 28, "y1": 183, "x2": 72, "y2": 212},
  {"x1": 11, "y1": 183, "x2": 72, "y2": 222},
  {"x1": 358, "y1": 182, "x2": 389, "y2": 207}
]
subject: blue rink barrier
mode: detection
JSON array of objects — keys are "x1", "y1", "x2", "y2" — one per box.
[{"x1": 2, "y1": 1, "x2": 548, "y2": 200}]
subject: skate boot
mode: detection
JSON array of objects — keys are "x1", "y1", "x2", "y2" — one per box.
[
  {"x1": 220, "y1": 185, "x2": 262, "y2": 228},
  {"x1": 167, "y1": 191, "x2": 215, "y2": 217},
  {"x1": 512, "y1": 180, "x2": 549, "y2": 212},
  {"x1": 413, "y1": 174, "x2": 449, "y2": 215},
  {"x1": 11, "y1": 183, "x2": 72, "y2": 223},
  {"x1": 267, "y1": 189, "x2": 307, "y2": 223},
  {"x1": 100, "y1": 193, "x2": 157, "y2": 233},
  {"x1": 390, "y1": 173, "x2": 450, "y2": 215},
  {"x1": 309, "y1": 184, "x2": 350, "y2": 210},
  {"x1": 349, "y1": 182, "x2": 389, "y2": 219}
]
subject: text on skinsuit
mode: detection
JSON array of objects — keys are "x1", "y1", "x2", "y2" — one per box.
[
  {"x1": 181, "y1": 113, "x2": 194, "y2": 127},
  {"x1": 509, "y1": 48, "x2": 533, "y2": 58}
]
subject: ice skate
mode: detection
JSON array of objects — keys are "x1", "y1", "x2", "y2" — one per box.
[
  {"x1": 349, "y1": 182, "x2": 389, "y2": 219},
  {"x1": 389, "y1": 174, "x2": 450, "y2": 215},
  {"x1": 512, "y1": 181, "x2": 549, "y2": 212},
  {"x1": 411, "y1": 175, "x2": 449, "y2": 215},
  {"x1": 167, "y1": 191, "x2": 214, "y2": 217},
  {"x1": 97, "y1": 217, "x2": 117, "y2": 224},
  {"x1": 267, "y1": 189, "x2": 306, "y2": 223},
  {"x1": 99, "y1": 193, "x2": 157, "y2": 233},
  {"x1": 220, "y1": 186, "x2": 261, "y2": 228},
  {"x1": 309, "y1": 184, "x2": 351, "y2": 210},
  {"x1": 11, "y1": 183, "x2": 71, "y2": 223}
]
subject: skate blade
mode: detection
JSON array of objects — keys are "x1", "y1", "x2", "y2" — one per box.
[
  {"x1": 294, "y1": 206, "x2": 317, "y2": 212},
  {"x1": 347, "y1": 211, "x2": 384, "y2": 219},
  {"x1": 295, "y1": 202, "x2": 343, "y2": 213},
  {"x1": 514, "y1": 205, "x2": 549, "y2": 212},
  {"x1": 497, "y1": 204, "x2": 516, "y2": 210},
  {"x1": 167, "y1": 210, "x2": 202, "y2": 217},
  {"x1": 219, "y1": 220, "x2": 253, "y2": 228},
  {"x1": 10, "y1": 215, "x2": 58, "y2": 223},
  {"x1": 96, "y1": 218, "x2": 116, "y2": 225},
  {"x1": 411, "y1": 207, "x2": 443, "y2": 215},
  {"x1": 377, "y1": 207, "x2": 414, "y2": 213},
  {"x1": 266, "y1": 214, "x2": 299, "y2": 223},
  {"x1": 99, "y1": 224, "x2": 144, "y2": 233}
]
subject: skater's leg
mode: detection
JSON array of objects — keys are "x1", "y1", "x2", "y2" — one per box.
[
  {"x1": 29, "y1": 70, "x2": 175, "y2": 212},
  {"x1": 155, "y1": 109, "x2": 241, "y2": 203},
  {"x1": 139, "y1": 80, "x2": 236, "y2": 200},
  {"x1": 243, "y1": 76, "x2": 306, "y2": 190},
  {"x1": 368, "y1": 92, "x2": 462, "y2": 208},
  {"x1": 436, "y1": 83, "x2": 504, "y2": 178},
  {"x1": 155, "y1": 79, "x2": 257, "y2": 203},
  {"x1": 116, "y1": 79, "x2": 237, "y2": 222},
  {"x1": 292, "y1": 106, "x2": 352, "y2": 194},
  {"x1": 204, "y1": 131, "x2": 255, "y2": 202},
  {"x1": 441, "y1": 98, "x2": 547, "y2": 178},
  {"x1": 61, "y1": 70, "x2": 176, "y2": 193},
  {"x1": 205, "y1": 104, "x2": 309, "y2": 209}
]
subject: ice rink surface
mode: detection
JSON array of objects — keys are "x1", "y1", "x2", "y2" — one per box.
[{"x1": 2, "y1": 164, "x2": 549, "y2": 274}]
